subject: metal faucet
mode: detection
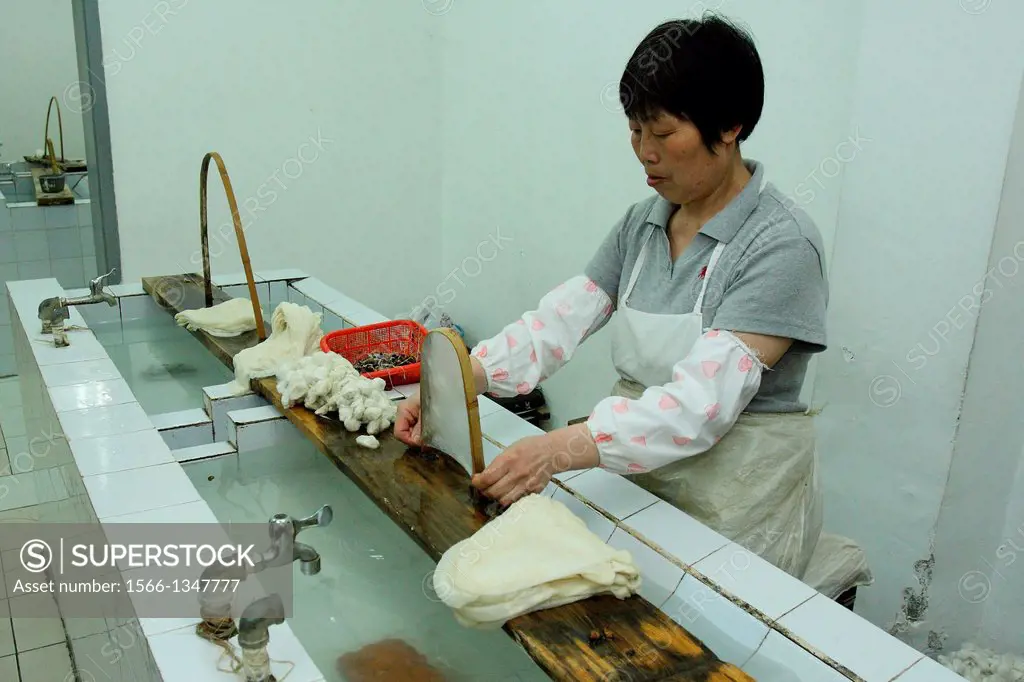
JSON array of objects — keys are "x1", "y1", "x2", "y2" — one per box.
[
  {"x1": 196, "y1": 505, "x2": 333, "y2": 639},
  {"x1": 37, "y1": 268, "x2": 117, "y2": 346},
  {"x1": 266, "y1": 504, "x2": 334, "y2": 575}
]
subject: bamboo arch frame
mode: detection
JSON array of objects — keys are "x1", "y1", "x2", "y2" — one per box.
[
  {"x1": 43, "y1": 96, "x2": 64, "y2": 163},
  {"x1": 199, "y1": 152, "x2": 267, "y2": 341}
]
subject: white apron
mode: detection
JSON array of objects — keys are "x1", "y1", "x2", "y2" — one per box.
[{"x1": 608, "y1": 199, "x2": 824, "y2": 579}]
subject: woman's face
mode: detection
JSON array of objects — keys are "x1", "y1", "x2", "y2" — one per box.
[{"x1": 629, "y1": 111, "x2": 737, "y2": 206}]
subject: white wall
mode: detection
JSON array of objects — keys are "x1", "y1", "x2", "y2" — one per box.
[
  {"x1": 811, "y1": 0, "x2": 1024, "y2": 649},
  {"x1": 925, "y1": 72, "x2": 1024, "y2": 656},
  {"x1": 96, "y1": 0, "x2": 443, "y2": 316},
  {"x1": 437, "y1": 0, "x2": 863, "y2": 427},
  {"x1": 0, "y1": 0, "x2": 86, "y2": 161},
  {"x1": 95, "y1": 0, "x2": 1024, "y2": 657}
]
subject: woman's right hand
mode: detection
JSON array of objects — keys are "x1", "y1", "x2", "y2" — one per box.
[
  {"x1": 394, "y1": 391, "x2": 422, "y2": 447},
  {"x1": 394, "y1": 356, "x2": 487, "y2": 447}
]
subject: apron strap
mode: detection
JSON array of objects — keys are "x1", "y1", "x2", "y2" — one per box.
[{"x1": 622, "y1": 225, "x2": 657, "y2": 304}]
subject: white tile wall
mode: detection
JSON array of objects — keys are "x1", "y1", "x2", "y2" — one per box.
[
  {"x1": 563, "y1": 468, "x2": 660, "y2": 520},
  {"x1": 741, "y1": 630, "x2": 851, "y2": 682},
  {"x1": 607, "y1": 527, "x2": 685, "y2": 608},
  {"x1": 550, "y1": 488, "x2": 616, "y2": 542},
  {"x1": 69, "y1": 429, "x2": 175, "y2": 477},
  {"x1": 620, "y1": 501, "x2": 731, "y2": 567},
  {"x1": 58, "y1": 401, "x2": 153, "y2": 440},
  {"x1": 85, "y1": 463, "x2": 203, "y2": 519},
  {"x1": 662, "y1": 575, "x2": 770, "y2": 668},
  {"x1": 775, "y1": 594, "x2": 924, "y2": 681},
  {"x1": 692, "y1": 543, "x2": 818, "y2": 622}
]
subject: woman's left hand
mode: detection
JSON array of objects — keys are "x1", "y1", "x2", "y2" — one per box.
[{"x1": 471, "y1": 424, "x2": 601, "y2": 507}]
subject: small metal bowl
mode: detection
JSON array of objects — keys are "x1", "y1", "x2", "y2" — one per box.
[{"x1": 39, "y1": 172, "x2": 66, "y2": 194}]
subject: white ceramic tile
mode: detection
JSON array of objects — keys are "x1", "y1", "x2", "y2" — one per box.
[
  {"x1": 0, "y1": 656, "x2": 14, "y2": 681},
  {"x1": 292, "y1": 276, "x2": 343, "y2": 306},
  {"x1": 741, "y1": 630, "x2": 851, "y2": 682},
  {"x1": 237, "y1": 419, "x2": 304, "y2": 454},
  {"x1": 207, "y1": 393, "x2": 266, "y2": 441},
  {"x1": 86, "y1": 463, "x2": 202, "y2": 519},
  {"x1": 171, "y1": 441, "x2": 236, "y2": 463},
  {"x1": 550, "y1": 488, "x2": 616, "y2": 542},
  {"x1": 0, "y1": 379, "x2": 22, "y2": 407},
  {"x1": 9, "y1": 592, "x2": 65, "y2": 651},
  {"x1": 776, "y1": 594, "x2": 924, "y2": 682},
  {"x1": 256, "y1": 268, "x2": 308, "y2": 281},
  {"x1": 692, "y1": 542, "x2": 819, "y2": 621},
  {"x1": 540, "y1": 481, "x2": 559, "y2": 497},
  {"x1": 212, "y1": 271, "x2": 262, "y2": 287},
  {"x1": 0, "y1": 467, "x2": 70, "y2": 512},
  {"x1": 384, "y1": 389, "x2": 404, "y2": 400},
  {"x1": 149, "y1": 621, "x2": 323, "y2": 682},
  {"x1": 58, "y1": 402, "x2": 152, "y2": 440},
  {"x1": 160, "y1": 423, "x2": 214, "y2": 450},
  {"x1": 286, "y1": 284, "x2": 311, "y2": 308},
  {"x1": 662, "y1": 574, "x2": 770, "y2": 669},
  {"x1": 480, "y1": 407, "x2": 543, "y2": 448},
  {"x1": 137, "y1": 615, "x2": 203, "y2": 638},
  {"x1": 5, "y1": 434, "x2": 75, "y2": 473},
  {"x1": 32, "y1": 331, "x2": 109, "y2": 366},
  {"x1": 0, "y1": 600, "x2": 13, "y2": 657},
  {"x1": 39, "y1": 357, "x2": 121, "y2": 387},
  {"x1": 607, "y1": 527, "x2": 685, "y2": 608},
  {"x1": 323, "y1": 292, "x2": 390, "y2": 326},
  {"x1": 228, "y1": 404, "x2": 283, "y2": 424},
  {"x1": 477, "y1": 395, "x2": 502, "y2": 417},
  {"x1": 894, "y1": 655, "x2": 970, "y2": 681},
  {"x1": 49, "y1": 378, "x2": 135, "y2": 412},
  {"x1": 108, "y1": 282, "x2": 145, "y2": 297},
  {"x1": 202, "y1": 381, "x2": 254, "y2": 400},
  {"x1": 621, "y1": 501, "x2": 730, "y2": 568},
  {"x1": 323, "y1": 309, "x2": 346, "y2": 333},
  {"x1": 562, "y1": 468, "x2": 660, "y2": 520},
  {"x1": 148, "y1": 408, "x2": 210, "y2": 430},
  {"x1": 482, "y1": 438, "x2": 502, "y2": 466},
  {"x1": 19, "y1": 642, "x2": 73, "y2": 682},
  {"x1": 100, "y1": 499, "x2": 219, "y2": 525},
  {"x1": 70, "y1": 429, "x2": 174, "y2": 477}
]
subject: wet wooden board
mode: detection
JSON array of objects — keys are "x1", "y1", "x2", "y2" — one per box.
[
  {"x1": 142, "y1": 274, "x2": 756, "y2": 682},
  {"x1": 31, "y1": 167, "x2": 75, "y2": 205}
]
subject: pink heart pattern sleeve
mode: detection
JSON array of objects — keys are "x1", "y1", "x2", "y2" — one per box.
[
  {"x1": 586, "y1": 329, "x2": 764, "y2": 475},
  {"x1": 469, "y1": 276, "x2": 613, "y2": 397}
]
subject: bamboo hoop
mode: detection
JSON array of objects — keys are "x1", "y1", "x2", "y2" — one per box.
[
  {"x1": 43, "y1": 96, "x2": 64, "y2": 163},
  {"x1": 199, "y1": 152, "x2": 267, "y2": 341}
]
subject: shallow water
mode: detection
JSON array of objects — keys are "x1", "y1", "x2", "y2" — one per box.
[
  {"x1": 182, "y1": 441, "x2": 549, "y2": 682},
  {"x1": 83, "y1": 307, "x2": 234, "y2": 414}
]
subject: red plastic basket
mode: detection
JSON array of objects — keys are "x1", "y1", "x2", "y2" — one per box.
[{"x1": 320, "y1": 320, "x2": 428, "y2": 388}]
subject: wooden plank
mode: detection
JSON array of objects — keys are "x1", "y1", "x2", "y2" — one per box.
[
  {"x1": 142, "y1": 274, "x2": 757, "y2": 682},
  {"x1": 31, "y1": 167, "x2": 75, "y2": 205}
]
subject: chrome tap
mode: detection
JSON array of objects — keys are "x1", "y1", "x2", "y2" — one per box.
[
  {"x1": 196, "y1": 504, "x2": 333, "y2": 637},
  {"x1": 37, "y1": 268, "x2": 117, "y2": 346},
  {"x1": 265, "y1": 504, "x2": 334, "y2": 575}
]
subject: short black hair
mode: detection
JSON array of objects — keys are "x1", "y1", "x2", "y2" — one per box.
[{"x1": 619, "y1": 14, "x2": 764, "y2": 151}]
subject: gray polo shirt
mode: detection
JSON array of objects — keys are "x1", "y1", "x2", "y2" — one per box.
[{"x1": 584, "y1": 159, "x2": 828, "y2": 413}]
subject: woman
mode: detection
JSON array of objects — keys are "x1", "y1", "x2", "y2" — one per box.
[{"x1": 396, "y1": 15, "x2": 828, "y2": 578}]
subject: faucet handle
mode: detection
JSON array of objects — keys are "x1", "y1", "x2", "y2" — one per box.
[
  {"x1": 90, "y1": 268, "x2": 116, "y2": 295},
  {"x1": 293, "y1": 504, "x2": 332, "y2": 535}
]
